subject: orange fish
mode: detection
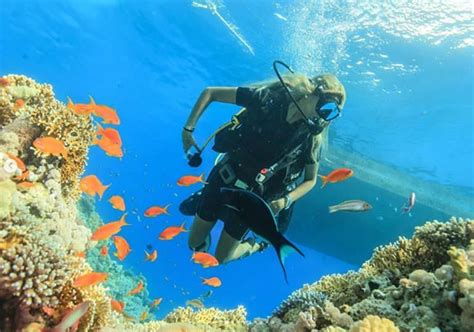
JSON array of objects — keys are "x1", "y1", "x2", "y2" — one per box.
[
  {"x1": 318, "y1": 168, "x2": 354, "y2": 188},
  {"x1": 144, "y1": 204, "x2": 170, "y2": 217},
  {"x1": 201, "y1": 277, "x2": 222, "y2": 287},
  {"x1": 113, "y1": 235, "x2": 131, "y2": 261},
  {"x1": 89, "y1": 96, "x2": 120, "y2": 125},
  {"x1": 72, "y1": 272, "x2": 108, "y2": 287},
  {"x1": 91, "y1": 213, "x2": 129, "y2": 241},
  {"x1": 100, "y1": 245, "x2": 108, "y2": 256},
  {"x1": 67, "y1": 97, "x2": 93, "y2": 115},
  {"x1": 128, "y1": 281, "x2": 144, "y2": 295},
  {"x1": 0, "y1": 77, "x2": 9, "y2": 87},
  {"x1": 97, "y1": 123, "x2": 122, "y2": 146},
  {"x1": 109, "y1": 195, "x2": 126, "y2": 211},
  {"x1": 42, "y1": 306, "x2": 57, "y2": 317},
  {"x1": 14, "y1": 99, "x2": 25, "y2": 110},
  {"x1": 140, "y1": 310, "x2": 148, "y2": 321},
  {"x1": 159, "y1": 223, "x2": 187, "y2": 240},
  {"x1": 15, "y1": 170, "x2": 29, "y2": 181},
  {"x1": 6, "y1": 153, "x2": 26, "y2": 171},
  {"x1": 111, "y1": 299, "x2": 124, "y2": 313},
  {"x1": 144, "y1": 249, "x2": 158, "y2": 262},
  {"x1": 17, "y1": 181, "x2": 36, "y2": 189},
  {"x1": 80, "y1": 175, "x2": 110, "y2": 199},
  {"x1": 76, "y1": 251, "x2": 86, "y2": 258},
  {"x1": 33, "y1": 136, "x2": 68, "y2": 160},
  {"x1": 150, "y1": 297, "x2": 162, "y2": 308},
  {"x1": 177, "y1": 174, "x2": 207, "y2": 186},
  {"x1": 191, "y1": 252, "x2": 219, "y2": 268},
  {"x1": 95, "y1": 135, "x2": 124, "y2": 158}
]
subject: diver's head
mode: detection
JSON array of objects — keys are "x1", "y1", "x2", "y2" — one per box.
[{"x1": 297, "y1": 74, "x2": 346, "y2": 134}]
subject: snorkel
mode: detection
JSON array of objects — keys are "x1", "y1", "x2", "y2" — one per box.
[{"x1": 272, "y1": 60, "x2": 341, "y2": 136}]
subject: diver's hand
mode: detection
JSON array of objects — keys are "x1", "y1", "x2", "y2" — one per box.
[
  {"x1": 182, "y1": 129, "x2": 198, "y2": 154},
  {"x1": 270, "y1": 198, "x2": 285, "y2": 214}
]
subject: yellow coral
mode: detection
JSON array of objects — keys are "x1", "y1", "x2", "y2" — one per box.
[
  {"x1": 349, "y1": 315, "x2": 399, "y2": 332},
  {"x1": 448, "y1": 246, "x2": 471, "y2": 280},
  {"x1": 1, "y1": 74, "x2": 95, "y2": 200},
  {"x1": 165, "y1": 306, "x2": 247, "y2": 331}
]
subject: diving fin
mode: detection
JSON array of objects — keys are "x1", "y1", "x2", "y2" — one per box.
[{"x1": 273, "y1": 235, "x2": 305, "y2": 283}]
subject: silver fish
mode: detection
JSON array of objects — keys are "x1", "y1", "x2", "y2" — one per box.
[
  {"x1": 328, "y1": 200, "x2": 372, "y2": 213},
  {"x1": 402, "y1": 192, "x2": 416, "y2": 214},
  {"x1": 186, "y1": 298, "x2": 204, "y2": 309}
]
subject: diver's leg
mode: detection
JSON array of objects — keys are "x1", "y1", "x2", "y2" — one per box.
[
  {"x1": 215, "y1": 230, "x2": 262, "y2": 264},
  {"x1": 188, "y1": 214, "x2": 216, "y2": 251}
]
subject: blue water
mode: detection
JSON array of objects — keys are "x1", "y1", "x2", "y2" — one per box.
[{"x1": 1, "y1": 0, "x2": 472, "y2": 320}]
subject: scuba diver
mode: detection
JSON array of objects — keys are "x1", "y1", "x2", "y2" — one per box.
[{"x1": 181, "y1": 61, "x2": 346, "y2": 264}]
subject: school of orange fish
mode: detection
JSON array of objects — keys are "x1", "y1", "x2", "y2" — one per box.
[{"x1": 11, "y1": 91, "x2": 374, "y2": 326}]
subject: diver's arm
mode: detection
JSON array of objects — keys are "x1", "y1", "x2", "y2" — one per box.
[{"x1": 184, "y1": 87, "x2": 238, "y2": 129}]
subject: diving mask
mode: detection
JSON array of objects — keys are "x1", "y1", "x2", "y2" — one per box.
[{"x1": 316, "y1": 100, "x2": 341, "y2": 121}]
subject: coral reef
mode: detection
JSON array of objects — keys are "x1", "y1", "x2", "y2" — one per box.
[
  {"x1": 0, "y1": 74, "x2": 249, "y2": 332},
  {"x1": 0, "y1": 74, "x2": 95, "y2": 200},
  {"x1": 250, "y1": 217, "x2": 473, "y2": 332}
]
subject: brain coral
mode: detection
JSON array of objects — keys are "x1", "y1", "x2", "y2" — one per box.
[
  {"x1": 349, "y1": 315, "x2": 399, "y2": 332},
  {"x1": 0, "y1": 74, "x2": 95, "y2": 200}
]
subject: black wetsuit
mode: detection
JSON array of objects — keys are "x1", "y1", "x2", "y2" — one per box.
[{"x1": 196, "y1": 86, "x2": 319, "y2": 240}]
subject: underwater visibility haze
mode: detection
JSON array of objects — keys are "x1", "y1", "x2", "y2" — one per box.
[{"x1": 0, "y1": 1, "x2": 473, "y2": 331}]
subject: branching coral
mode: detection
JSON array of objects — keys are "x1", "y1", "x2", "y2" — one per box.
[
  {"x1": 165, "y1": 306, "x2": 248, "y2": 331},
  {"x1": 0, "y1": 233, "x2": 72, "y2": 314},
  {"x1": 273, "y1": 284, "x2": 326, "y2": 322}
]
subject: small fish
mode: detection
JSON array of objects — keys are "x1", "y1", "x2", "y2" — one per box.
[
  {"x1": 15, "y1": 169, "x2": 29, "y2": 182},
  {"x1": 150, "y1": 297, "x2": 162, "y2": 308},
  {"x1": 274, "y1": 13, "x2": 288, "y2": 21},
  {"x1": 91, "y1": 213, "x2": 129, "y2": 241},
  {"x1": 200, "y1": 290, "x2": 213, "y2": 299},
  {"x1": 159, "y1": 223, "x2": 187, "y2": 240},
  {"x1": 76, "y1": 251, "x2": 86, "y2": 258},
  {"x1": 0, "y1": 77, "x2": 9, "y2": 87},
  {"x1": 113, "y1": 235, "x2": 131, "y2": 261},
  {"x1": 80, "y1": 175, "x2": 110, "y2": 199},
  {"x1": 186, "y1": 298, "x2": 204, "y2": 309},
  {"x1": 140, "y1": 310, "x2": 148, "y2": 321},
  {"x1": 100, "y1": 245, "x2": 108, "y2": 256},
  {"x1": 109, "y1": 195, "x2": 126, "y2": 211},
  {"x1": 128, "y1": 281, "x2": 144, "y2": 295},
  {"x1": 14, "y1": 99, "x2": 25, "y2": 110},
  {"x1": 177, "y1": 173, "x2": 207, "y2": 186},
  {"x1": 318, "y1": 168, "x2": 354, "y2": 188},
  {"x1": 328, "y1": 200, "x2": 372, "y2": 213},
  {"x1": 72, "y1": 272, "x2": 108, "y2": 287},
  {"x1": 96, "y1": 123, "x2": 122, "y2": 146},
  {"x1": 67, "y1": 97, "x2": 93, "y2": 115},
  {"x1": 191, "y1": 252, "x2": 219, "y2": 268},
  {"x1": 402, "y1": 192, "x2": 416, "y2": 214},
  {"x1": 17, "y1": 181, "x2": 36, "y2": 189},
  {"x1": 33, "y1": 136, "x2": 68, "y2": 160},
  {"x1": 144, "y1": 204, "x2": 171, "y2": 217},
  {"x1": 94, "y1": 135, "x2": 124, "y2": 158},
  {"x1": 48, "y1": 302, "x2": 90, "y2": 332},
  {"x1": 6, "y1": 153, "x2": 26, "y2": 172},
  {"x1": 111, "y1": 299, "x2": 124, "y2": 313},
  {"x1": 144, "y1": 249, "x2": 158, "y2": 262},
  {"x1": 89, "y1": 96, "x2": 120, "y2": 125},
  {"x1": 201, "y1": 276, "x2": 222, "y2": 287},
  {"x1": 42, "y1": 306, "x2": 57, "y2": 317}
]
